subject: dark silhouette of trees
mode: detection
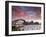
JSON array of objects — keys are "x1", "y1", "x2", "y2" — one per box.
[
  {"x1": 34, "y1": 22, "x2": 39, "y2": 25},
  {"x1": 12, "y1": 19, "x2": 40, "y2": 25},
  {"x1": 29, "y1": 21, "x2": 34, "y2": 25}
]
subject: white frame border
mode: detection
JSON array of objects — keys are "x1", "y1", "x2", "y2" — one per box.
[{"x1": 9, "y1": 2, "x2": 44, "y2": 35}]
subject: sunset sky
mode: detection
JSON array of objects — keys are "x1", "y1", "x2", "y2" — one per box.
[{"x1": 12, "y1": 6, "x2": 41, "y2": 22}]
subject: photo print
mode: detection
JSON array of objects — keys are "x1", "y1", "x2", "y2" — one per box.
[
  {"x1": 12, "y1": 6, "x2": 41, "y2": 31},
  {"x1": 5, "y1": 1, "x2": 45, "y2": 36}
]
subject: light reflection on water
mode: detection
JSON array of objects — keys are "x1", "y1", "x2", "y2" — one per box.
[{"x1": 20, "y1": 25, "x2": 41, "y2": 31}]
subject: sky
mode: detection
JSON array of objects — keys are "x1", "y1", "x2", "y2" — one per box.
[{"x1": 12, "y1": 6, "x2": 41, "y2": 22}]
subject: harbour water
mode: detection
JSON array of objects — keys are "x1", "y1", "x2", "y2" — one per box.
[{"x1": 20, "y1": 25, "x2": 41, "y2": 31}]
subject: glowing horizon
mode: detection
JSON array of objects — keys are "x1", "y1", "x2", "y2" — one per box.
[{"x1": 12, "y1": 6, "x2": 41, "y2": 23}]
